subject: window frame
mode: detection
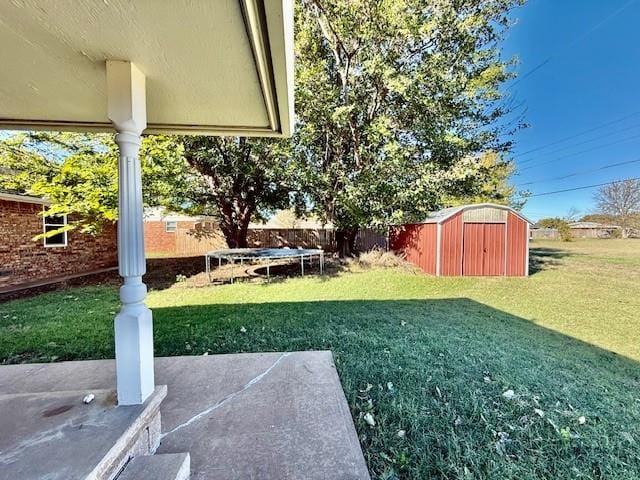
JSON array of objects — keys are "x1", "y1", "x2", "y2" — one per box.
[
  {"x1": 43, "y1": 213, "x2": 68, "y2": 248},
  {"x1": 165, "y1": 220, "x2": 178, "y2": 233}
]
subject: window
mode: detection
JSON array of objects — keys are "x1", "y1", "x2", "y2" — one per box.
[
  {"x1": 165, "y1": 220, "x2": 177, "y2": 233},
  {"x1": 43, "y1": 215, "x2": 68, "y2": 247}
]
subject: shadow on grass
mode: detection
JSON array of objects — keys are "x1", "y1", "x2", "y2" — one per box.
[
  {"x1": 144, "y1": 255, "x2": 343, "y2": 291},
  {"x1": 529, "y1": 247, "x2": 577, "y2": 274},
  {"x1": 144, "y1": 256, "x2": 208, "y2": 290},
  {"x1": 148, "y1": 298, "x2": 640, "y2": 479}
]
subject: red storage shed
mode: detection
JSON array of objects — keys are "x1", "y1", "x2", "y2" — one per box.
[{"x1": 390, "y1": 203, "x2": 531, "y2": 277}]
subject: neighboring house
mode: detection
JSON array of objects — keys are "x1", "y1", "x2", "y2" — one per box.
[
  {"x1": 530, "y1": 221, "x2": 622, "y2": 240},
  {"x1": 143, "y1": 207, "x2": 224, "y2": 256},
  {"x1": 567, "y1": 221, "x2": 621, "y2": 239},
  {"x1": 0, "y1": 190, "x2": 117, "y2": 290}
]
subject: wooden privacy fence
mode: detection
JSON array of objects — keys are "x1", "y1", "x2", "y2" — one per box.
[
  {"x1": 171, "y1": 226, "x2": 387, "y2": 256},
  {"x1": 174, "y1": 224, "x2": 227, "y2": 256},
  {"x1": 248, "y1": 228, "x2": 334, "y2": 250},
  {"x1": 529, "y1": 228, "x2": 560, "y2": 240},
  {"x1": 247, "y1": 228, "x2": 387, "y2": 252},
  {"x1": 355, "y1": 228, "x2": 389, "y2": 251}
]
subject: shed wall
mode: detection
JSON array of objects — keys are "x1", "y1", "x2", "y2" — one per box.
[
  {"x1": 506, "y1": 212, "x2": 527, "y2": 276},
  {"x1": 440, "y1": 212, "x2": 463, "y2": 276},
  {"x1": 390, "y1": 224, "x2": 437, "y2": 275}
]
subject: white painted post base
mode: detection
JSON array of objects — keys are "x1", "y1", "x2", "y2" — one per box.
[
  {"x1": 107, "y1": 60, "x2": 155, "y2": 406},
  {"x1": 114, "y1": 280, "x2": 154, "y2": 405}
]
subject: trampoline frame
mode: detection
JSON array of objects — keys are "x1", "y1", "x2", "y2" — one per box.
[{"x1": 205, "y1": 248, "x2": 325, "y2": 283}]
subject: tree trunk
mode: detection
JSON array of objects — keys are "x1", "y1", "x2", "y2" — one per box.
[
  {"x1": 220, "y1": 209, "x2": 252, "y2": 249},
  {"x1": 221, "y1": 225, "x2": 238, "y2": 248},
  {"x1": 237, "y1": 217, "x2": 250, "y2": 248},
  {"x1": 335, "y1": 228, "x2": 358, "y2": 257},
  {"x1": 222, "y1": 226, "x2": 248, "y2": 248}
]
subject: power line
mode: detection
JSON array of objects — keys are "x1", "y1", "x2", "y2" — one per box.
[
  {"x1": 516, "y1": 111, "x2": 640, "y2": 157},
  {"x1": 508, "y1": 0, "x2": 637, "y2": 88},
  {"x1": 517, "y1": 132, "x2": 640, "y2": 172},
  {"x1": 516, "y1": 157, "x2": 640, "y2": 186},
  {"x1": 515, "y1": 119, "x2": 640, "y2": 163},
  {"x1": 529, "y1": 177, "x2": 640, "y2": 197},
  {"x1": 570, "y1": 0, "x2": 638, "y2": 45}
]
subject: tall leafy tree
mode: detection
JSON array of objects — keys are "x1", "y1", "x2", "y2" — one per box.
[
  {"x1": 294, "y1": 0, "x2": 523, "y2": 254},
  {"x1": 180, "y1": 137, "x2": 293, "y2": 248},
  {"x1": 446, "y1": 151, "x2": 524, "y2": 208},
  {"x1": 0, "y1": 132, "x2": 188, "y2": 235},
  {"x1": 1, "y1": 132, "x2": 294, "y2": 248}
]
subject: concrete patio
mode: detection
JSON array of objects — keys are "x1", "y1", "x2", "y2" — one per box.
[{"x1": 0, "y1": 351, "x2": 370, "y2": 479}]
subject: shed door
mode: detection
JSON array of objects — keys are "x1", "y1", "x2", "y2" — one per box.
[{"x1": 462, "y1": 223, "x2": 506, "y2": 276}]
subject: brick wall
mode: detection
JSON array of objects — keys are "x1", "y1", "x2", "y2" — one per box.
[
  {"x1": 144, "y1": 220, "x2": 178, "y2": 253},
  {"x1": 144, "y1": 220, "x2": 227, "y2": 255},
  {"x1": 0, "y1": 199, "x2": 117, "y2": 288}
]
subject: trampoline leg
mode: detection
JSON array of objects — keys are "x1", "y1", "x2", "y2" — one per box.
[
  {"x1": 231, "y1": 260, "x2": 234, "y2": 284},
  {"x1": 267, "y1": 260, "x2": 270, "y2": 282},
  {"x1": 301, "y1": 256, "x2": 304, "y2": 277},
  {"x1": 206, "y1": 255, "x2": 210, "y2": 282},
  {"x1": 320, "y1": 253, "x2": 324, "y2": 275}
]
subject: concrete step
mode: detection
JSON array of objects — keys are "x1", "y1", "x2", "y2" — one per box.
[
  {"x1": 0, "y1": 385, "x2": 167, "y2": 480},
  {"x1": 117, "y1": 453, "x2": 190, "y2": 480}
]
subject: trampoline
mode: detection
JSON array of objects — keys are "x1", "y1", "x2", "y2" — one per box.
[{"x1": 205, "y1": 248, "x2": 325, "y2": 283}]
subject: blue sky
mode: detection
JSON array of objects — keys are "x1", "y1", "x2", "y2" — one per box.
[{"x1": 502, "y1": 0, "x2": 640, "y2": 221}]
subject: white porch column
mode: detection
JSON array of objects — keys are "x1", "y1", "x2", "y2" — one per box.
[{"x1": 107, "y1": 60, "x2": 154, "y2": 406}]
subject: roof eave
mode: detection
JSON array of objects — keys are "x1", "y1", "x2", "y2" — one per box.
[
  {"x1": 0, "y1": 192, "x2": 51, "y2": 205},
  {"x1": 0, "y1": 0, "x2": 295, "y2": 138}
]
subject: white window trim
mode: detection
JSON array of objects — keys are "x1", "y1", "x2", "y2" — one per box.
[
  {"x1": 165, "y1": 220, "x2": 177, "y2": 233},
  {"x1": 43, "y1": 213, "x2": 68, "y2": 248}
]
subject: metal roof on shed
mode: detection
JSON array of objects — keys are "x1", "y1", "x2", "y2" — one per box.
[{"x1": 419, "y1": 203, "x2": 532, "y2": 225}]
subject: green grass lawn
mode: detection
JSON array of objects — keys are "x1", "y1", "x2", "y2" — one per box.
[{"x1": 2, "y1": 239, "x2": 640, "y2": 479}]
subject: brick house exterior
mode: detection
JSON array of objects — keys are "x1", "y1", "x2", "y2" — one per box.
[
  {"x1": 144, "y1": 219, "x2": 203, "y2": 254},
  {"x1": 0, "y1": 192, "x2": 117, "y2": 290},
  {"x1": 144, "y1": 207, "x2": 225, "y2": 256}
]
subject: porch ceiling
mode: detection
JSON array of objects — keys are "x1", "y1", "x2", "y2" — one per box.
[{"x1": 0, "y1": 0, "x2": 293, "y2": 136}]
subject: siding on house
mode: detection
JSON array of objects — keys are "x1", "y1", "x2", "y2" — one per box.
[{"x1": 0, "y1": 199, "x2": 117, "y2": 289}]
